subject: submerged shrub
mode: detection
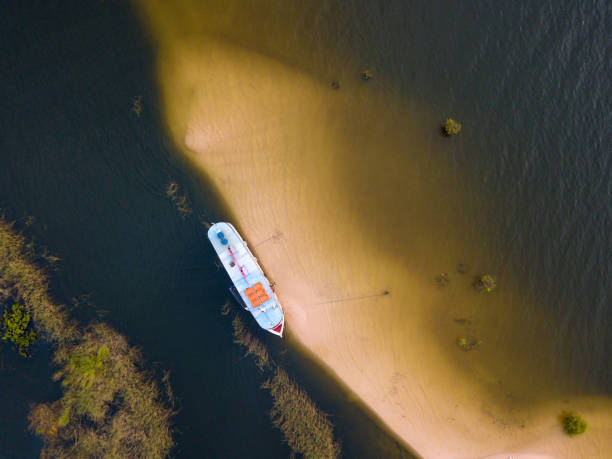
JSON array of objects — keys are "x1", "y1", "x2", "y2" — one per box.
[
  {"x1": 264, "y1": 368, "x2": 341, "y2": 459},
  {"x1": 456, "y1": 335, "x2": 482, "y2": 351},
  {"x1": 435, "y1": 272, "x2": 450, "y2": 288},
  {"x1": 1, "y1": 303, "x2": 37, "y2": 356},
  {"x1": 361, "y1": 69, "x2": 373, "y2": 81},
  {"x1": 561, "y1": 412, "x2": 588, "y2": 436},
  {"x1": 443, "y1": 118, "x2": 462, "y2": 136},
  {"x1": 474, "y1": 274, "x2": 496, "y2": 292}
]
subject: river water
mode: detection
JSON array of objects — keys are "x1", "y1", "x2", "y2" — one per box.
[{"x1": 1, "y1": 0, "x2": 609, "y2": 457}]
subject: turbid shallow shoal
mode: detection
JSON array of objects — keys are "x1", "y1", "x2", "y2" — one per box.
[{"x1": 134, "y1": 3, "x2": 612, "y2": 456}]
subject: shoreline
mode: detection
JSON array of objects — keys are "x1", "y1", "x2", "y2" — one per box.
[{"x1": 132, "y1": 4, "x2": 612, "y2": 456}]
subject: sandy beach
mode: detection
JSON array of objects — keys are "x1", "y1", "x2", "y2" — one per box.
[{"x1": 135, "y1": 3, "x2": 612, "y2": 457}]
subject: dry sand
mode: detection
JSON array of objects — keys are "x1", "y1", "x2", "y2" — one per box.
[{"x1": 135, "y1": 5, "x2": 612, "y2": 457}]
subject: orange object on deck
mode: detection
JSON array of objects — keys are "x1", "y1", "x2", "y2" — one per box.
[{"x1": 244, "y1": 282, "x2": 270, "y2": 307}]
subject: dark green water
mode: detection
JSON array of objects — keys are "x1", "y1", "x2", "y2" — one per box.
[
  {"x1": 1, "y1": 0, "x2": 610, "y2": 457},
  {"x1": 0, "y1": 0, "x2": 412, "y2": 457}
]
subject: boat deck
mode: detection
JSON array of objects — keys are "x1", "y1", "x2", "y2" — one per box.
[{"x1": 208, "y1": 222, "x2": 284, "y2": 333}]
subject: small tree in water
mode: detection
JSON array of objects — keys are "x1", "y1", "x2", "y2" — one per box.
[
  {"x1": 443, "y1": 118, "x2": 462, "y2": 136},
  {"x1": 1, "y1": 303, "x2": 37, "y2": 357},
  {"x1": 475, "y1": 274, "x2": 496, "y2": 292},
  {"x1": 561, "y1": 412, "x2": 588, "y2": 436}
]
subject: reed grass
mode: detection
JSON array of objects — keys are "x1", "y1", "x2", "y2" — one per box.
[
  {"x1": 232, "y1": 314, "x2": 271, "y2": 371},
  {"x1": 263, "y1": 368, "x2": 340, "y2": 459},
  {"x1": 0, "y1": 217, "x2": 174, "y2": 458},
  {"x1": 229, "y1": 308, "x2": 340, "y2": 458},
  {"x1": 166, "y1": 181, "x2": 192, "y2": 218}
]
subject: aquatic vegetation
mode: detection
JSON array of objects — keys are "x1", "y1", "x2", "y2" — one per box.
[
  {"x1": 456, "y1": 335, "x2": 482, "y2": 351},
  {"x1": 474, "y1": 274, "x2": 497, "y2": 292},
  {"x1": 361, "y1": 70, "x2": 373, "y2": 81},
  {"x1": 64, "y1": 344, "x2": 110, "y2": 391},
  {"x1": 442, "y1": 118, "x2": 462, "y2": 136},
  {"x1": 0, "y1": 219, "x2": 78, "y2": 344},
  {"x1": 166, "y1": 181, "x2": 192, "y2": 218},
  {"x1": 132, "y1": 95, "x2": 143, "y2": 118},
  {"x1": 264, "y1": 368, "x2": 341, "y2": 459},
  {"x1": 228, "y1": 307, "x2": 340, "y2": 458},
  {"x1": 561, "y1": 412, "x2": 588, "y2": 436},
  {"x1": 0, "y1": 218, "x2": 174, "y2": 458},
  {"x1": 232, "y1": 314, "x2": 271, "y2": 370},
  {"x1": 435, "y1": 272, "x2": 450, "y2": 288},
  {"x1": 220, "y1": 300, "x2": 232, "y2": 316},
  {"x1": 36, "y1": 323, "x2": 175, "y2": 456},
  {"x1": 1, "y1": 303, "x2": 37, "y2": 356}
]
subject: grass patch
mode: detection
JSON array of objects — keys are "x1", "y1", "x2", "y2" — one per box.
[
  {"x1": 1, "y1": 217, "x2": 174, "y2": 458},
  {"x1": 228, "y1": 307, "x2": 340, "y2": 458}
]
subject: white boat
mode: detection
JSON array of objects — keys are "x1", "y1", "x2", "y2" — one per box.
[{"x1": 208, "y1": 222, "x2": 285, "y2": 337}]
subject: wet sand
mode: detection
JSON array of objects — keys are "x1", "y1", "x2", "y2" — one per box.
[{"x1": 135, "y1": 4, "x2": 612, "y2": 457}]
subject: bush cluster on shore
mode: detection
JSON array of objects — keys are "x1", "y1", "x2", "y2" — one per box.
[
  {"x1": 0, "y1": 218, "x2": 174, "y2": 458},
  {"x1": 230, "y1": 313, "x2": 340, "y2": 458}
]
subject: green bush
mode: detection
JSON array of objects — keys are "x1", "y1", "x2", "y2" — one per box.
[
  {"x1": 1, "y1": 303, "x2": 37, "y2": 356},
  {"x1": 561, "y1": 412, "x2": 588, "y2": 436},
  {"x1": 443, "y1": 118, "x2": 462, "y2": 136}
]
